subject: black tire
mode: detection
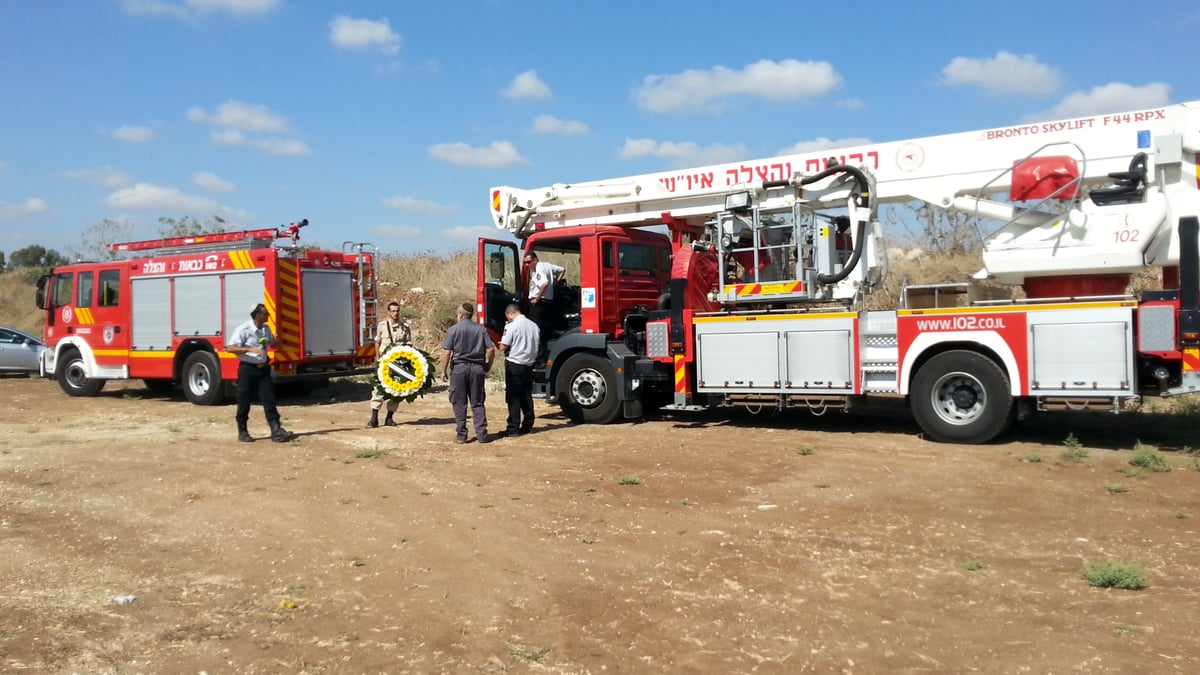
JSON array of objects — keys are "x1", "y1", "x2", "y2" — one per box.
[
  {"x1": 56, "y1": 349, "x2": 106, "y2": 397},
  {"x1": 181, "y1": 351, "x2": 225, "y2": 405},
  {"x1": 910, "y1": 350, "x2": 1013, "y2": 444},
  {"x1": 555, "y1": 353, "x2": 621, "y2": 424},
  {"x1": 142, "y1": 378, "x2": 177, "y2": 395}
]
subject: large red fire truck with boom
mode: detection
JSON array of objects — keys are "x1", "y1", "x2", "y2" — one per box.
[
  {"x1": 478, "y1": 101, "x2": 1200, "y2": 443},
  {"x1": 36, "y1": 221, "x2": 379, "y2": 404}
]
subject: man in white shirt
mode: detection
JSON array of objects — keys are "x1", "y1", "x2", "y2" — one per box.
[
  {"x1": 225, "y1": 303, "x2": 294, "y2": 443},
  {"x1": 525, "y1": 251, "x2": 563, "y2": 359},
  {"x1": 497, "y1": 303, "x2": 540, "y2": 436}
]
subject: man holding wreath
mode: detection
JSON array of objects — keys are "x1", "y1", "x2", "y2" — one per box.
[{"x1": 367, "y1": 300, "x2": 413, "y2": 428}]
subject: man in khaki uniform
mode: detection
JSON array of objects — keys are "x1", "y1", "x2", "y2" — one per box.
[{"x1": 367, "y1": 301, "x2": 413, "y2": 428}]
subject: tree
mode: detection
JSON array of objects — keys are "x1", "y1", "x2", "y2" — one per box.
[
  {"x1": 8, "y1": 244, "x2": 67, "y2": 269},
  {"x1": 0, "y1": 250, "x2": 6, "y2": 270},
  {"x1": 885, "y1": 201, "x2": 980, "y2": 255},
  {"x1": 72, "y1": 218, "x2": 136, "y2": 262},
  {"x1": 158, "y1": 215, "x2": 227, "y2": 238}
]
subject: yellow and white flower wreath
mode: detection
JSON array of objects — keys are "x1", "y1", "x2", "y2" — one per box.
[{"x1": 372, "y1": 343, "x2": 436, "y2": 403}]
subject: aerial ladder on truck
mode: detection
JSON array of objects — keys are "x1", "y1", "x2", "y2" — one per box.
[{"x1": 482, "y1": 100, "x2": 1200, "y2": 443}]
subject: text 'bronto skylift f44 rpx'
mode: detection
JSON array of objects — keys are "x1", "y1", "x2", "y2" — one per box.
[
  {"x1": 477, "y1": 101, "x2": 1200, "y2": 444},
  {"x1": 35, "y1": 220, "x2": 380, "y2": 404}
]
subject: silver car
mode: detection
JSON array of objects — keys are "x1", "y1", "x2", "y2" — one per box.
[{"x1": 0, "y1": 325, "x2": 47, "y2": 372}]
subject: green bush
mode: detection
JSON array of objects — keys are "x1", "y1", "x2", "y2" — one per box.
[
  {"x1": 1128, "y1": 443, "x2": 1171, "y2": 473},
  {"x1": 1060, "y1": 433, "x2": 1089, "y2": 463},
  {"x1": 426, "y1": 300, "x2": 463, "y2": 334},
  {"x1": 1082, "y1": 559, "x2": 1148, "y2": 590}
]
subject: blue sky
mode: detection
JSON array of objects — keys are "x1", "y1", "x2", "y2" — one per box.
[{"x1": 2, "y1": 0, "x2": 1199, "y2": 258}]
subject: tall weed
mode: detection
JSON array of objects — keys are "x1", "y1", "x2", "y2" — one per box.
[{"x1": 0, "y1": 271, "x2": 44, "y2": 334}]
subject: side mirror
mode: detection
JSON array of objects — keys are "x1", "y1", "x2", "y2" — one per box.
[
  {"x1": 35, "y1": 274, "x2": 51, "y2": 310},
  {"x1": 488, "y1": 252, "x2": 506, "y2": 281}
]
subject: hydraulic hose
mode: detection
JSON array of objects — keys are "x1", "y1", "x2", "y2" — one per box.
[{"x1": 791, "y1": 163, "x2": 874, "y2": 285}]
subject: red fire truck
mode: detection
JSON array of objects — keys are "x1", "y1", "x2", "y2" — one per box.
[
  {"x1": 36, "y1": 221, "x2": 378, "y2": 404},
  {"x1": 478, "y1": 101, "x2": 1200, "y2": 443}
]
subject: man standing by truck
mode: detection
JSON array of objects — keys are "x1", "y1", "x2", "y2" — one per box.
[
  {"x1": 438, "y1": 302, "x2": 495, "y2": 444},
  {"x1": 367, "y1": 300, "x2": 412, "y2": 428},
  {"x1": 497, "y1": 303, "x2": 540, "y2": 437},
  {"x1": 525, "y1": 251, "x2": 563, "y2": 359},
  {"x1": 226, "y1": 303, "x2": 294, "y2": 443}
]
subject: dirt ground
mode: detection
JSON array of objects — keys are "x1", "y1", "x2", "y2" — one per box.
[{"x1": 2, "y1": 374, "x2": 1199, "y2": 674}]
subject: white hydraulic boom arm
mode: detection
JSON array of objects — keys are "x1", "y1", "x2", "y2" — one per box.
[{"x1": 492, "y1": 100, "x2": 1200, "y2": 298}]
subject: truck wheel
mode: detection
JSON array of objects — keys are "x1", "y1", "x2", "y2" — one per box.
[
  {"x1": 142, "y1": 378, "x2": 177, "y2": 395},
  {"x1": 911, "y1": 350, "x2": 1013, "y2": 444},
  {"x1": 57, "y1": 349, "x2": 106, "y2": 397},
  {"x1": 181, "y1": 351, "x2": 225, "y2": 405},
  {"x1": 555, "y1": 353, "x2": 621, "y2": 424}
]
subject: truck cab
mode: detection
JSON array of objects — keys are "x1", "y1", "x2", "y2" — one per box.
[{"x1": 478, "y1": 226, "x2": 674, "y2": 422}]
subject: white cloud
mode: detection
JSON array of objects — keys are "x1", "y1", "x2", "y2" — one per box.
[
  {"x1": 370, "y1": 224, "x2": 423, "y2": 239},
  {"x1": 254, "y1": 137, "x2": 312, "y2": 156},
  {"x1": 187, "y1": 0, "x2": 280, "y2": 15},
  {"x1": 211, "y1": 129, "x2": 245, "y2": 145},
  {"x1": 108, "y1": 125, "x2": 156, "y2": 143},
  {"x1": 61, "y1": 166, "x2": 135, "y2": 188},
  {"x1": 835, "y1": 99, "x2": 865, "y2": 111},
  {"x1": 0, "y1": 161, "x2": 7, "y2": 171},
  {"x1": 105, "y1": 183, "x2": 220, "y2": 212},
  {"x1": 775, "y1": 137, "x2": 874, "y2": 156},
  {"x1": 187, "y1": 100, "x2": 291, "y2": 133},
  {"x1": 504, "y1": 70, "x2": 552, "y2": 101},
  {"x1": 941, "y1": 51, "x2": 1063, "y2": 96},
  {"x1": 120, "y1": 0, "x2": 280, "y2": 19},
  {"x1": 193, "y1": 171, "x2": 235, "y2": 193},
  {"x1": 428, "y1": 141, "x2": 525, "y2": 167},
  {"x1": 210, "y1": 129, "x2": 312, "y2": 156},
  {"x1": 0, "y1": 198, "x2": 48, "y2": 220},
  {"x1": 328, "y1": 16, "x2": 401, "y2": 56},
  {"x1": 530, "y1": 114, "x2": 588, "y2": 135},
  {"x1": 618, "y1": 138, "x2": 748, "y2": 168},
  {"x1": 635, "y1": 59, "x2": 841, "y2": 114},
  {"x1": 190, "y1": 102, "x2": 311, "y2": 156},
  {"x1": 120, "y1": 0, "x2": 191, "y2": 19},
  {"x1": 1026, "y1": 82, "x2": 1172, "y2": 121},
  {"x1": 442, "y1": 225, "x2": 503, "y2": 246},
  {"x1": 381, "y1": 195, "x2": 456, "y2": 213}
]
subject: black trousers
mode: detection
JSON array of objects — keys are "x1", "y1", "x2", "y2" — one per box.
[
  {"x1": 236, "y1": 362, "x2": 280, "y2": 427},
  {"x1": 528, "y1": 301, "x2": 551, "y2": 358},
  {"x1": 504, "y1": 360, "x2": 535, "y2": 434}
]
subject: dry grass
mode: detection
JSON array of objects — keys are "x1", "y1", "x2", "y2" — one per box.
[
  {"x1": 868, "y1": 250, "x2": 1009, "y2": 310},
  {"x1": 375, "y1": 250, "x2": 476, "y2": 296},
  {"x1": 870, "y1": 249, "x2": 1171, "y2": 311},
  {"x1": 0, "y1": 271, "x2": 44, "y2": 334},
  {"x1": 374, "y1": 251, "x2": 476, "y2": 352}
]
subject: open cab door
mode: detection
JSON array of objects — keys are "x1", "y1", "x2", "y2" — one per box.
[{"x1": 477, "y1": 238, "x2": 523, "y2": 342}]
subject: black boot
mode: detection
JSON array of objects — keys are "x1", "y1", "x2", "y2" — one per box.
[
  {"x1": 384, "y1": 411, "x2": 397, "y2": 427},
  {"x1": 366, "y1": 409, "x2": 379, "y2": 428},
  {"x1": 238, "y1": 423, "x2": 253, "y2": 443},
  {"x1": 269, "y1": 420, "x2": 295, "y2": 443}
]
